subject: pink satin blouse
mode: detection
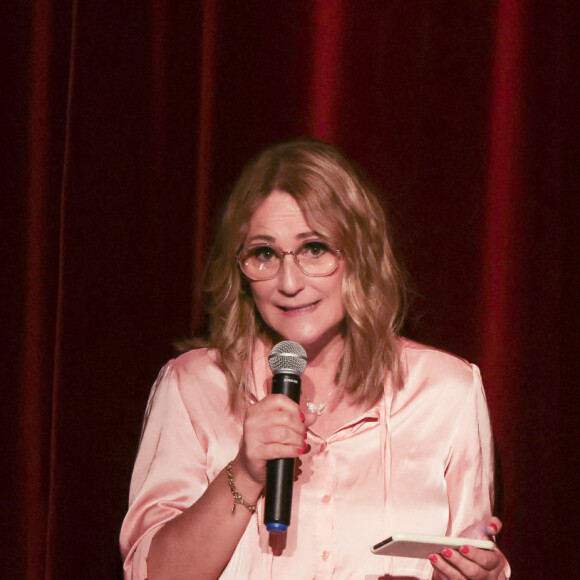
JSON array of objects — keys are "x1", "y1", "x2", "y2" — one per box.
[{"x1": 120, "y1": 338, "x2": 496, "y2": 579}]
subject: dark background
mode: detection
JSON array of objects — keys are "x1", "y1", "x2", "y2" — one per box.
[{"x1": 2, "y1": 1, "x2": 578, "y2": 578}]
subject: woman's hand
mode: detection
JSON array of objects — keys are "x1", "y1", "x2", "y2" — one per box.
[
  {"x1": 236, "y1": 394, "x2": 307, "y2": 486},
  {"x1": 430, "y1": 518, "x2": 509, "y2": 579}
]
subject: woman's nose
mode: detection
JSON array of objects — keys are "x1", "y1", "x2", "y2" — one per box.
[{"x1": 277, "y1": 253, "x2": 305, "y2": 295}]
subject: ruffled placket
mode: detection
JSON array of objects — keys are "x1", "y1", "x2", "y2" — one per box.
[{"x1": 379, "y1": 378, "x2": 396, "y2": 577}]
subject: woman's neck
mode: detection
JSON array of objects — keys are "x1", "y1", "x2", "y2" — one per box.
[
  {"x1": 304, "y1": 333, "x2": 344, "y2": 373},
  {"x1": 298, "y1": 334, "x2": 344, "y2": 405}
]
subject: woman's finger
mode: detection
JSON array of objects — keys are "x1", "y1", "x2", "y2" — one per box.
[
  {"x1": 239, "y1": 394, "x2": 307, "y2": 482},
  {"x1": 429, "y1": 552, "x2": 464, "y2": 579},
  {"x1": 432, "y1": 545, "x2": 507, "y2": 579},
  {"x1": 245, "y1": 403, "x2": 305, "y2": 442},
  {"x1": 486, "y1": 516, "x2": 502, "y2": 536}
]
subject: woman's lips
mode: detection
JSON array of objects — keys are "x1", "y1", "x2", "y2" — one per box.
[{"x1": 278, "y1": 300, "x2": 321, "y2": 315}]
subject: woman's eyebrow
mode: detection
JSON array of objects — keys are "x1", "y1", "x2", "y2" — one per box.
[
  {"x1": 246, "y1": 234, "x2": 276, "y2": 244},
  {"x1": 296, "y1": 231, "x2": 320, "y2": 240},
  {"x1": 246, "y1": 231, "x2": 319, "y2": 244}
]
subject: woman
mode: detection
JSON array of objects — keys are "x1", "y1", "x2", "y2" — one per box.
[{"x1": 120, "y1": 139, "x2": 509, "y2": 579}]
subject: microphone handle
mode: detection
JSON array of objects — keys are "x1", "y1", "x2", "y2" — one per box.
[{"x1": 264, "y1": 372, "x2": 301, "y2": 534}]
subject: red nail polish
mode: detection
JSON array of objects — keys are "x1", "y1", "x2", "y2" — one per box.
[
  {"x1": 304, "y1": 431, "x2": 308, "y2": 438},
  {"x1": 299, "y1": 412, "x2": 305, "y2": 421},
  {"x1": 442, "y1": 548, "x2": 453, "y2": 558},
  {"x1": 489, "y1": 522, "x2": 498, "y2": 533},
  {"x1": 460, "y1": 545, "x2": 470, "y2": 554},
  {"x1": 428, "y1": 554, "x2": 438, "y2": 563},
  {"x1": 297, "y1": 447, "x2": 304, "y2": 454}
]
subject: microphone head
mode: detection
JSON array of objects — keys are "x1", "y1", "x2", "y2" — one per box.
[{"x1": 268, "y1": 341, "x2": 307, "y2": 376}]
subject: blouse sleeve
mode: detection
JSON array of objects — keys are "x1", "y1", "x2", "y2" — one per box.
[
  {"x1": 119, "y1": 360, "x2": 209, "y2": 579},
  {"x1": 445, "y1": 364, "x2": 495, "y2": 538},
  {"x1": 445, "y1": 365, "x2": 511, "y2": 577}
]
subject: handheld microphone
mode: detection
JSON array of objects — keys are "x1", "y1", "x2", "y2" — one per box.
[{"x1": 264, "y1": 340, "x2": 307, "y2": 534}]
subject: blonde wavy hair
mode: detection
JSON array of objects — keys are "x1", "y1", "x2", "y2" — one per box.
[{"x1": 193, "y1": 138, "x2": 408, "y2": 415}]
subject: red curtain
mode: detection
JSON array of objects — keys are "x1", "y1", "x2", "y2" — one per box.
[{"x1": 2, "y1": 1, "x2": 578, "y2": 578}]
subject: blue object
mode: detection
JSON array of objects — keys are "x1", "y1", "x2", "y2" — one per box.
[{"x1": 266, "y1": 522, "x2": 288, "y2": 534}]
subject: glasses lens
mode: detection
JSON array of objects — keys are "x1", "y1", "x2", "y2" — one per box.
[
  {"x1": 240, "y1": 246, "x2": 280, "y2": 280},
  {"x1": 296, "y1": 242, "x2": 338, "y2": 276}
]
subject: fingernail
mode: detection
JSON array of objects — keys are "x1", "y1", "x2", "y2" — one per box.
[
  {"x1": 428, "y1": 554, "x2": 438, "y2": 563},
  {"x1": 460, "y1": 545, "x2": 470, "y2": 554},
  {"x1": 299, "y1": 412, "x2": 305, "y2": 421},
  {"x1": 489, "y1": 522, "x2": 498, "y2": 533},
  {"x1": 442, "y1": 548, "x2": 453, "y2": 558},
  {"x1": 297, "y1": 447, "x2": 304, "y2": 454},
  {"x1": 304, "y1": 431, "x2": 308, "y2": 438}
]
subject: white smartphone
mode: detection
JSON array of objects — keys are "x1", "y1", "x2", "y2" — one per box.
[{"x1": 371, "y1": 532, "x2": 495, "y2": 559}]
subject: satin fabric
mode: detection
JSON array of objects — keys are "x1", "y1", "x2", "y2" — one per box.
[{"x1": 120, "y1": 338, "x2": 495, "y2": 579}]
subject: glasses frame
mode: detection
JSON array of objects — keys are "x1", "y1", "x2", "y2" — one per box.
[{"x1": 236, "y1": 244, "x2": 343, "y2": 281}]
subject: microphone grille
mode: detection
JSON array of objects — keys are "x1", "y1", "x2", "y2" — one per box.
[{"x1": 268, "y1": 341, "x2": 307, "y2": 375}]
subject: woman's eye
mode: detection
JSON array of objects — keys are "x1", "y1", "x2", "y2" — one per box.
[
  {"x1": 251, "y1": 246, "x2": 277, "y2": 261},
  {"x1": 302, "y1": 242, "x2": 329, "y2": 257}
]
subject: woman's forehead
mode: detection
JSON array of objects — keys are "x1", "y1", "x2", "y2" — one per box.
[
  {"x1": 238, "y1": 188, "x2": 345, "y2": 249},
  {"x1": 246, "y1": 191, "x2": 312, "y2": 242}
]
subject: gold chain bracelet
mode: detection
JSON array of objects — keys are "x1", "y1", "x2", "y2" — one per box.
[{"x1": 226, "y1": 462, "x2": 258, "y2": 513}]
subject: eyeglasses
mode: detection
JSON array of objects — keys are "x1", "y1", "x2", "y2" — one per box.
[{"x1": 237, "y1": 241, "x2": 343, "y2": 281}]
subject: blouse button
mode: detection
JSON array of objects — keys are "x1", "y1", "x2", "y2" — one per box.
[
  {"x1": 322, "y1": 494, "x2": 331, "y2": 503},
  {"x1": 322, "y1": 550, "x2": 330, "y2": 560}
]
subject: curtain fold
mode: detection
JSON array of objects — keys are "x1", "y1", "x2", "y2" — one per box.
[
  {"x1": 192, "y1": 0, "x2": 218, "y2": 329},
  {"x1": 479, "y1": 0, "x2": 526, "y2": 557},
  {"x1": 307, "y1": 0, "x2": 346, "y2": 141},
  {"x1": 2, "y1": 1, "x2": 578, "y2": 578}
]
